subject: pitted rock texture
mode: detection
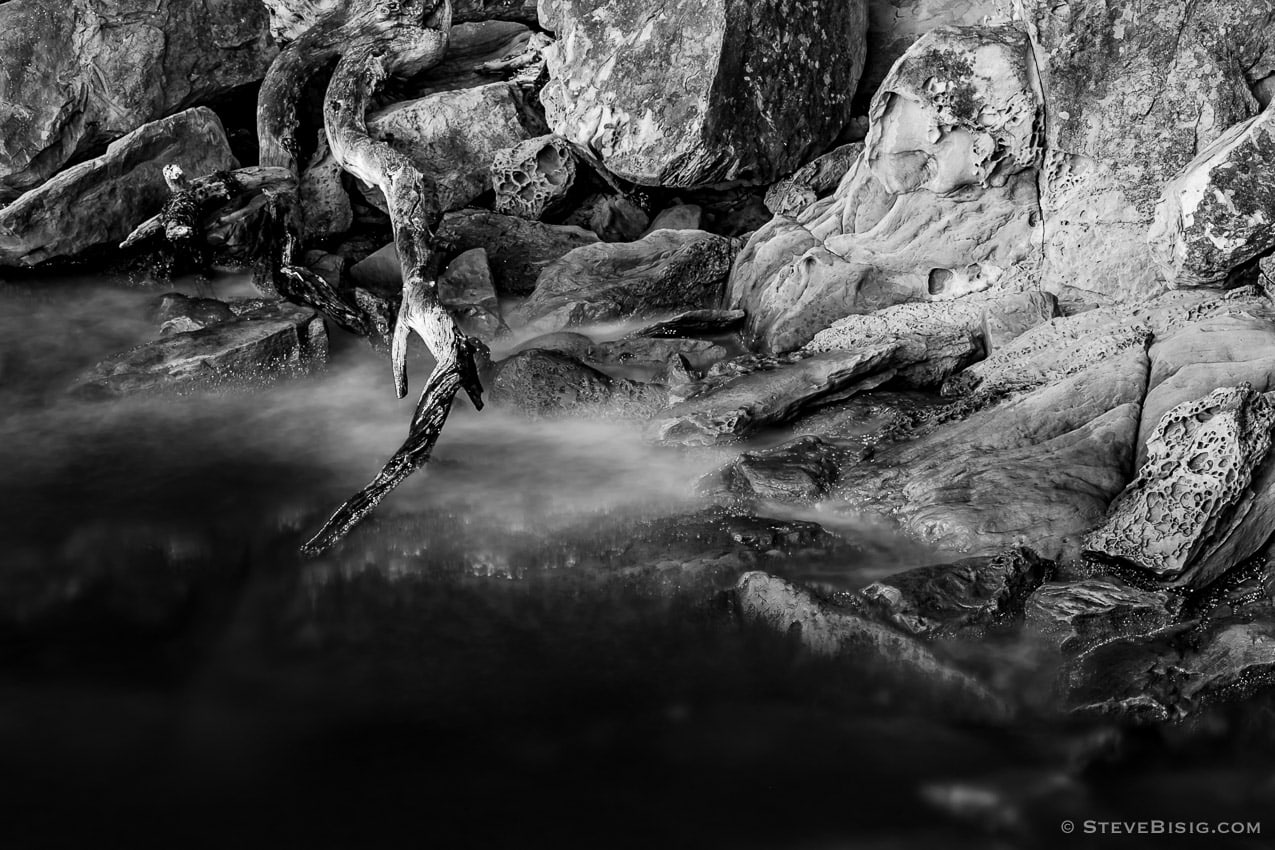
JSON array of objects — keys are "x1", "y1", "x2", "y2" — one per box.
[
  {"x1": 1015, "y1": 0, "x2": 1275, "y2": 302},
  {"x1": 511, "y1": 229, "x2": 738, "y2": 335},
  {"x1": 1084, "y1": 385, "x2": 1275, "y2": 589},
  {"x1": 1150, "y1": 105, "x2": 1275, "y2": 287},
  {"x1": 860, "y1": 548, "x2": 1052, "y2": 639},
  {"x1": 0, "y1": 108, "x2": 237, "y2": 267},
  {"x1": 865, "y1": 25, "x2": 1041, "y2": 195},
  {"x1": 735, "y1": 572, "x2": 1008, "y2": 719},
  {"x1": 1024, "y1": 579, "x2": 1179, "y2": 654},
  {"x1": 837, "y1": 347, "x2": 1148, "y2": 559},
  {"x1": 492, "y1": 135, "x2": 578, "y2": 220},
  {"x1": 436, "y1": 210, "x2": 599, "y2": 295},
  {"x1": 764, "y1": 143, "x2": 864, "y2": 218},
  {"x1": 367, "y1": 83, "x2": 535, "y2": 212},
  {"x1": 539, "y1": 0, "x2": 869, "y2": 188},
  {"x1": 729, "y1": 155, "x2": 1040, "y2": 353},
  {"x1": 0, "y1": 0, "x2": 273, "y2": 203}
]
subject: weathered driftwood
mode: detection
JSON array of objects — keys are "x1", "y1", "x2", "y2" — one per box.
[
  {"x1": 301, "y1": 1, "x2": 487, "y2": 555},
  {"x1": 119, "y1": 166, "x2": 295, "y2": 251}
]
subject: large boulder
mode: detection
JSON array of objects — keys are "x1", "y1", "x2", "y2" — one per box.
[
  {"x1": 1150, "y1": 104, "x2": 1275, "y2": 287},
  {"x1": 728, "y1": 26, "x2": 1042, "y2": 353},
  {"x1": 0, "y1": 108, "x2": 238, "y2": 267},
  {"x1": 511, "y1": 229, "x2": 738, "y2": 335},
  {"x1": 538, "y1": 0, "x2": 869, "y2": 187},
  {"x1": 1016, "y1": 0, "x2": 1275, "y2": 302},
  {"x1": 0, "y1": 0, "x2": 272, "y2": 203}
]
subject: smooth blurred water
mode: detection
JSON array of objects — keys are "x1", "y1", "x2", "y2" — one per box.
[{"x1": 2, "y1": 273, "x2": 1273, "y2": 849}]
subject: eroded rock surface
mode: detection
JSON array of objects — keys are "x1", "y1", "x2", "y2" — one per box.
[
  {"x1": 0, "y1": 108, "x2": 237, "y2": 267},
  {"x1": 540, "y1": 0, "x2": 869, "y2": 187},
  {"x1": 700, "y1": 436, "x2": 847, "y2": 503},
  {"x1": 1025, "y1": 579, "x2": 1180, "y2": 654},
  {"x1": 764, "y1": 143, "x2": 864, "y2": 219},
  {"x1": 492, "y1": 135, "x2": 578, "y2": 220}
]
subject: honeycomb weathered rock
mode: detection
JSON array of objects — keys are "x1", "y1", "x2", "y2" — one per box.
[{"x1": 491, "y1": 135, "x2": 578, "y2": 221}]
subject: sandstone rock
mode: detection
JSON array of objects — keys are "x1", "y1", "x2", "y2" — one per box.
[
  {"x1": 73, "y1": 302, "x2": 327, "y2": 397},
  {"x1": 489, "y1": 349, "x2": 666, "y2": 418},
  {"x1": 1084, "y1": 385, "x2": 1275, "y2": 590},
  {"x1": 644, "y1": 205, "x2": 703, "y2": 235},
  {"x1": 1025, "y1": 579, "x2": 1179, "y2": 654},
  {"x1": 864, "y1": 26, "x2": 1041, "y2": 196},
  {"x1": 540, "y1": 0, "x2": 869, "y2": 188},
  {"x1": 701, "y1": 436, "x2": 846, "y2": 503},
  {"x1": 366, "y1": 82, "x2": 534, "y2": 212},
  {"x1": 438, "y1": 248, "x2": 504, "y2": 340},
  {"x1": 764, "y1": 143, "x2": 864, "y2": 218},
  {"x1": 633, "y1": 309, "x2": 746, "y2": 339},
  {"x1": 511, "y1": 229, "x2": 737, "y2": 335},
  {"x1": 1016, "y1": 0, "x2": 1275, "y2": 303},
  {"x1": 437, "y1": 209, "x2": 599, "y2": 295},
  {"x1": 1150, "y1": 105, "x2": 1275, "y2": 287},
  {"x1": 735, "y1": 571, "x2": 1008, "y2": 718},
  {"x1": 861, "y1": 0, "x2": 1009, "y2": 110},
  {"x1": 150, "y1": 293, "x2": 236, "y2": 335},
  {"x1": 564, "y1": 194, "x2": 651, "y2": 243},
  {"x1": 839, "y1": 347, "x2": 1148, "y2": 558},
  {"x1": 299, "y1": 131, "x2": 353, "y2": 240},
  {"x1": 0, "y1": 108, "x2": 238, "y2": 267},
  {"x1": 0, "y1": 0, "x2": 273, "y2": 203},
  {"x1": 861, "y1": 548, "x2": 1052, "y2": 638},
  {"x1": 588, "y1": 338, "x2": 728, "y2": 373},
  {"x1": 729, "y1": 147, "x2": 1040, "y2": 354},
  {"x1": 492, "y1": 135, "x2": 578, "y2": 220},
  {"x1": 648, "y1": 346, "x2": 903, "y2": 446}
]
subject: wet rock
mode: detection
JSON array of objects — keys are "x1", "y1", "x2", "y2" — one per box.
[
  {"x1": 1151, "y1": 105, "x2": 1275, "y2": 287},
  {"x1": 591, "y1": 338, "x2": 728, "y2": 373},
  {"x1": 540, "y1": 0, "x2": 868, "y2": 188},
  {"x1": 840, "y1": 347, "x2": 1149, "y2": 559},
  {"x1": 764, "y1": 143, "x2": 864, "y2": 218},
  {"x1": 735, "y1": 571, "x2": 1009, "y2": 719},
  {"x1": 489, "y1": 349, "x2": 666, "y2": 418},
  {"x1": 437, "y1": 209, "x2": 599, "y2": 295},
  {"x1": 701, "y1": 436, "x2": 846, "y2": 503},
  {"x1": 438, "y1": 249, "x2": 505, "y2": 341},
  {"x1": 0, "y1": 108, "x2": 237, "y2": 267},
  {"x1": 861, "y1": 548, "x2": 1053, "y2": 639},
  {"x1": 644, "y1": 205, "x2": 703, "y2": 235},
  {"x1": 150, "y1": 293, "x2": 236, "y2": 335},
  {"x1": 648, "y1": 346, "x2": 903, "y2": 446},
  {"x1": 304, "y1": 251, "x2": 346, "y2": 292},
  {"x1": 633, "y1": 309, "x2": 746, "y2": 339},
  {"x1": 366, "y1": 83, "x2": 534, "y2": 212},
  {"x1": 1084, "y1": 386, "x2": 1275, "y2": 590},
  {"x1": 511, "y1": 229, "x2": 737, "y2": 335},
  {"x1": 1025, "y1": 579, "x2": 1180, "y2": 654},
  {"x1": 492, "y1": 135, "x2": 578, "y2": 221},
  {"x1": 564, "y1": 194, "x2": 651, "y2": 243},
  {"x1": 299, "y1": 131, "x2": 353, "y2": 240},
  {"x1": 73, "y1": 302, "x2": 327, "y2": 397},
  {"x1": 0, "y1": 0, "x2": 273, "y2": 203},
  {"x1": 1062, "y1": 619, "x2": 1275, "y2": 721}
]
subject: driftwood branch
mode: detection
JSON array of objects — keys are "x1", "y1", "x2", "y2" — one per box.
[{"x1": 301, "y1": 2, "x2": 487, "y2": 556}]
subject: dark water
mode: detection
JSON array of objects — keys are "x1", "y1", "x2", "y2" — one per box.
[{"x1": 2, "y1": 274, "x2": 1274, "y2": 849}]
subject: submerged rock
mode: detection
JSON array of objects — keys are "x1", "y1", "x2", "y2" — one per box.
[
  {"x1": 1084, "y1": 386, "x2": 1275, "y2": 590},
  {"x1": 437, "y1": 209, "x2": 599, "y2": 295},
  {"x1": 0, "y1": 0, "x2": 273, "y2": 203},
  {"x1": 648, "y1": 346, "x2": 903, "y2": 446},
  {"x1": 861, "y1": 548, "x2": 1052, "y2": 639},
  {"x1": 0, "y1": 108, "x2": 237, "y2": 267},
  {"x1": 1025, "y1": 579, "x2": 1180, "y2": 654},
  {"x1": 736, "y1": 571, "x2": 1008, "y2": 719},
  {"x1": 512, "y1": 230, "x2": 737, "y2": 335},
  {"x1": 489, "y1": 349, "x2": 666, "y2": 418},
  {"x1": 150, "y1": 293, "x2": 236, "y2": 335},
  {"x1": 701, "y1": 436, "x2": 846, "y2": 503},
  {"x1": 74, "y1": 302, "x2": 327, "y2": 397},
  {"x1": 540, "y1": 0, "x2": 869, "y2": 188}
]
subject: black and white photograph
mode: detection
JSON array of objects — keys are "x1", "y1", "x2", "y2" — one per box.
[{"x1": 2, "y1": 0, "x2": 1275, "y2": 847}]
